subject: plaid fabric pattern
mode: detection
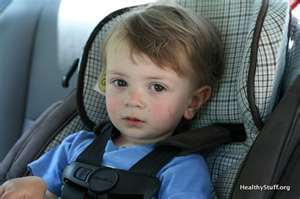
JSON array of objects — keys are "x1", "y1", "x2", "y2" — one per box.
[
  {"x1": 81, "y1": 16, "x2": 122, "y2": 125},
  {"x1": 43, "y1": 115, "x2": 85, "y2": 153},
  {"x1": 42, "y1": 0, "x2": 290, "y2": 198}
]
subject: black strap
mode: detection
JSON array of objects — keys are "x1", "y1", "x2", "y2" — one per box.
[
  {"x1": 129, "y1": 146, "x2": 181, "y2": 176},
  {"x1": 62, "y1": 121, "x2": 113, "y2": 199},
  {"x1": 61, "y1": 182, "x2": 86, "y2": 199},
  {"x1": 62, "y1": 162, "x2": 160, "y2": 199},
  {"x1": 155, "y1": 123, "x2": 244, "y2": 155},
  {"x1": 63, "y1": 122, "x2": 243, "y2": 199},
  {"x1": 130, "y1": 124, "x2": 244, "y2": 176},
  {"x1": 76, "y1": 121, "x2": 112, "y2": 166}
]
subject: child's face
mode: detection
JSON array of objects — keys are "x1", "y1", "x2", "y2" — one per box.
[{"x1": 105, "y1": 41, "x2": 211, "y2": 146}]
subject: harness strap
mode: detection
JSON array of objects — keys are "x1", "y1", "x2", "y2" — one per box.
[
  {"x1": 62, "y1": 162, "x2": 160, "y2": 199},
  {"x1": 154, "y1": 123, "x2": 244, "y2": 155},
  {"x1": 129, "y1": 146, "x2": 181, "y2": 176},
  {"x1": 129, "y1": 124, "x2": 244, "y2": 176},
  {"x1": 76, "y1": 121, "x2": 112, "y2": 166},
  {"x1": 61, "y1": 181, "x2": 86, "y2": 199},
  {"x1": 62, "y1": 121, "x2": 244, "y2": 199}
]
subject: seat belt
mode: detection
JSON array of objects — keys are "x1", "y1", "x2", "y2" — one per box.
[
  {"x1": 61, "y1": 122, "x2": 180, "y2": 199},
  {"x1": 61, "y1": 121, "x2": 113, "y2": 199},
  {"x1": 62, "y1": 121, "x2": 244, "y2": 199}
]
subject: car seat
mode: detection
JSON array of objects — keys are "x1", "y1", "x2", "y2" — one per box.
[
  {"x1": 0, "y1": 0, "x2": 298, "y2": 198},
  {"x1": 0, "y1": 0, "x2": 48, "y2": 160}
]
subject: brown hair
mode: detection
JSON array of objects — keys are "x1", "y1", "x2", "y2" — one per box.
[{"x1": 101, "y1": 3, "x2": 224, "y2": 89}]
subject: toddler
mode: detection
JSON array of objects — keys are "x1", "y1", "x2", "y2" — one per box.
[{"x1": 0, "y1": 2, "x2": 223, "y2": 199}]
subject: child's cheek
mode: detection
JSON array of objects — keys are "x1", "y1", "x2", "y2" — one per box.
[
  {"x1": 151, "y1": 101, "x2": 174, "y2": 123},
  {"x1": 106, "y1": 96, "x2": 120, "y2": 116}
]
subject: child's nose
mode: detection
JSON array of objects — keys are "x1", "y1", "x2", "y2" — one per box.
[{"x1": 125, "y1": 89, "x2": 145, "y2": 108}]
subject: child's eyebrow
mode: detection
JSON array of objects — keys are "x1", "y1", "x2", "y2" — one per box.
[
  {"x1": 107, "y1": 71, "x2": 128, "y2": 77},
  {"x1": 144, "y1": 76, "x2": 164, "y2": 80},
  {"x1": 108, "y1": 71, "x2": 165, "y2": 80}
]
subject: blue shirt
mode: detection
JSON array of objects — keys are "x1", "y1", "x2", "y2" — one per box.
[{"x1": 28, "y1": 131, "x2": 213, "y2": 198}]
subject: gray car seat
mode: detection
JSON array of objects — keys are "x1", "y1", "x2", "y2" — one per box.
[
  {"x1": 0, "y1": 0, "x2": 299, "y2": 198},
  {"x1": 0, "y1": 0, "x2": 111, "y2": 161},
  {"x1": 0, "y1": 0, "x2": 47, "y2": 160}
]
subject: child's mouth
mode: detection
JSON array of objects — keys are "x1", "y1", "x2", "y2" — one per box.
[{"x1": 124, "y1": 117, "x2": 145, "y2": 126}]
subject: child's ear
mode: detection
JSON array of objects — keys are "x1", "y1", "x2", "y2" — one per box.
[{"x1": 184, "y1": 85, "x2": 212, "y2": 120}]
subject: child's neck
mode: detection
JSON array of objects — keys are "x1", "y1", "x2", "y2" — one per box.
[
  {"x1": 112, "y1": 136, "x2": 134, "y2": 147},
  {"x1": 112, "y1": 131, "x2": 174, "y2": 147}
]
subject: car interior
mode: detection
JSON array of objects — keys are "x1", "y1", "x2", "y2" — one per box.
[{"x1": 1, "y1": 0, "x2": 300, "y2": 198}]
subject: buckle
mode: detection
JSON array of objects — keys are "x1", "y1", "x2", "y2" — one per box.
[{"x1": 88, "y1": 168, "x2": 119, "y2": 194}]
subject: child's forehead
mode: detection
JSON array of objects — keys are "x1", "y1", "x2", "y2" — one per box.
[
  {"x1": 106, "y1": 52, "x2": 178, "y2": 79},
  {"x1": 106, "y1": 38, "x2": 194, "y2": 76},
  {"x1": 106, "y1": 53, "x2": 190, "y2": 82}
]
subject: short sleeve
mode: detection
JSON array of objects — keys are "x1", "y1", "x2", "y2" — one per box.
[
  {"x1": 27, "y1": 131, "x2": 94, "y2": 196},
  {"x1": 157, "y1": 154, "x2": 213, "y2": 199}
]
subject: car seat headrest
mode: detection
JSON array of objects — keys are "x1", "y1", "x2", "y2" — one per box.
[
  {"x1": 77, "y1": 0, "x2": 289, "y2": 134},
  {"x1": 76, "y1": 0, "x2": 290, "y2": 198}
]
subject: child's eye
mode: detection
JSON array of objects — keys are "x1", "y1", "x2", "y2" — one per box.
[
  {"x1": 112, "y1": 79, "x2": 127, "y2": 87},
  {"x1": 150, "y1": 83, "x2": 166, "y2": 92}
]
